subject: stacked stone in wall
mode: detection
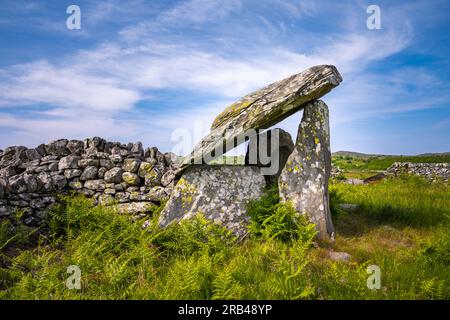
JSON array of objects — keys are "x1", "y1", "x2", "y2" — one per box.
[
  {"x1": 0, "y1": 137, "x2": 178, "y2": 225},
  {"x1": 386, "y1": 162, "x2": 449, "y2": 182}
]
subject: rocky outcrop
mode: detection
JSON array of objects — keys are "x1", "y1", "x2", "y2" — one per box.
[
  {"x1": 180, "y1": 65, "x2": 342, "y2": 170},
  {"x1": 158, "y1": 165, "x2": 266, "y2": 236},
  {"x1": 279, "y1": 100, "x2": 335, "y2": 240},
  {"x1": 386, "y1": 162, "x2": 449, "y2": 182},
  {"x1": 0, "y1": 137, "x2": 178, "y2": 225}
]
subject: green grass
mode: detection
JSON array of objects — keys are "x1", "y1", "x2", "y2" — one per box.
[
  {"x1": 0, "y1": 176, "x2": 449, "y2": 299},
  {"x1": 332, "y1": 154, "x2": 450, "y2": 171},
  {"x1": 176, "y1": 155, "x2": 245, "y2": 165},
  {"x1": 207, "y1": 155, "x2": 245, "y2": 165}
]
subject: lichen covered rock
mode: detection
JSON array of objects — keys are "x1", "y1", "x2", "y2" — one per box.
[
  {"x1": 158, "y1": 165, "x2": 266, "y2": 236},
  {"x1": 279, "y1": 100, "x2": 335, "y2": 240},
  {"x1": 112, "y1": 201, "x2": 157, "y2": 215},
  {"x1": 122, "y1": 172, "x2": 141, "y2": 186}
]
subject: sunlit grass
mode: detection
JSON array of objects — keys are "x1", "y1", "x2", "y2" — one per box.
[{"x1": 0, "y1": 176, "x2": 448, "y2": 299}]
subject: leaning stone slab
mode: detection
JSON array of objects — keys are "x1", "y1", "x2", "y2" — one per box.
[
  {"x1": 279, "y1": 100, "x2": 335, "y2": 240},
  {"x1": 180, "y1": 65, "x2": 342, "y2": 171},
  {"x1": 158, "y1": 165, "x2": 266, "y2": 236}
]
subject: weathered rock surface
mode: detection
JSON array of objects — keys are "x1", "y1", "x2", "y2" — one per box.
[
  {"x1": 158, "y1": 165, "x2": 266, "y2": 236},
  {"x1": 363, "y1": 173, "x2": 386, "y2": 184},
  {"x1": 122, "y1": 158, "x2": 141, "y2": 173},
  {"x1": 80, "y1": 166, "x2": 98, "y2": 181},
  {"x1": 344, "y1": 178, "x2": 364, "y2": 185},
  {"x1": 245, "y1": 128, "x2": 294, "y2": 183},
  {"x1": 180, "y1": 65, "x2": 342, "y2": 171},
  {"x1": 45, "y1": 139, "x2": 69, "y2": 156},
  {"x1": 104, "y1": 167, "x2": 124, "y2": 183},
  {"x1": 122, "y1": 172, "x2": 141, "y2": 186},
  {"x1": 64, "y1": 169, "x2": 82, "y2": 179},
  {"x1": 143, "y1": 164, "x2": 164, "y2": 187},
  {"x1": 58, "y1": 155, "x2": 80, "y2": 170},
  {"x1": 328, "y1": 251, "x2": 352, "y2": 262},
  {"x1": 279, "y1": 100, "x2": 335, "y2": 240},
  {"x1": 111, "y1": 201, "x2": 157, "y2": 215}
]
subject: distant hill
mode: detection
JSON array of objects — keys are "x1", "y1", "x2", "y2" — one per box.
[
  {"x1": 417, "y1": 152, "x2": 450, "y2": 157},
  {"x1": 332, "y1": 151, "x2": 386, "y2": 158}
]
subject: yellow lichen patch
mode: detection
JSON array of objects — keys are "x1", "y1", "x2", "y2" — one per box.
[
  {"x1": 211, "y1": 100, "x2": 254, "y2": 129},
  {"x1": 144, "y1": 170, "x2": 158, "y2": 181},
  {"x1": 176, "y1": 178, "x2": 198, "y2": 209},
  {"x1": 138, "y1": 162, "x2": 154, "y2": 176},
  {"x1": 130, "y1": 191, "x2": 140, "y2": 198},
  {"x1": 123, "y1": 174, "x2": 140, "y2": 185},
  {"x1": 177, "y1": 178, "x2": 197, "y2": 193},
  {"x1": 185, "y1": 195, "x2": 193, "y2": 205}
]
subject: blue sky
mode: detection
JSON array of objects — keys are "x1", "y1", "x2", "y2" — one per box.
[{"x1": 0, "y1": 0, "x2": 449, "y2": 155}]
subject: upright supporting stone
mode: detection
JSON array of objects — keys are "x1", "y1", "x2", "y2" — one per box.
[{"x1": 278, "y1": 100, "x2": 335, "y2": 240}]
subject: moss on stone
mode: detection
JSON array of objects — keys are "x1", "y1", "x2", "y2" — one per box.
[
  {"x1": 139, "y1": 162, "x2": 154, "y2": 176},
  {"x1": 122, "y1": 172, "x2": 140, "y2": 185},
  {"x1": 211, "y1": 100, "x2": 253, "y2": 128}
]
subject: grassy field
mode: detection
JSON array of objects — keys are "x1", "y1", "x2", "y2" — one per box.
[
  {"x1": 0, "y1": 175, "x2": 449, "y2": 299},
  {"x1": 332, "y1": 154, "x2": 450, "y2": 171},
  {"x1": 184, "y1": 153, "x2": 449, "y2": 171}
]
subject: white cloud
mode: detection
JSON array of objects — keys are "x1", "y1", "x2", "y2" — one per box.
[
  {"x1": 0, "y1": 60, "x2": 140, "y2": 111},
  {"x1": 2, "y1": 0, "x2": 447, "y2": 154}
]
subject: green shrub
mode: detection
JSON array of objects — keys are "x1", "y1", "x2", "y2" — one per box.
[
  {"x1": 418, "y1": 228, "x2": 450, "y2": 266},
  {"x1": 0, "y1": 216, "x2": 38, "y2": 252},
  {"x1": 246, "y1": 185, "x2": 317, "y2": 242},
  {"x1": 150, "y1": 214, "x2": 236, "y2": 257},
  {"x1": 329, "y1": 186, "x2": 345, "y2": 217}
]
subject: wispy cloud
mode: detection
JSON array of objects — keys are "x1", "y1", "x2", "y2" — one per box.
[
  {"x1": 160, "y1": 0, "x2": 242, "y2": 24},
  {"x1": 0, "y1": 0, "x2": 448, "y2": 154},
  {"x1": 0, "y1": 60, "x2": 140, "y2": 111}
]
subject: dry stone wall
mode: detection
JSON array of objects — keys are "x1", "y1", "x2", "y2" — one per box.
[
  {"x1": 386, "y1": 162, "x2": 449, "y2": 182},
  {"x1": 0, "y1": 137, "x2": 178, "y2": 225}
]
